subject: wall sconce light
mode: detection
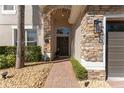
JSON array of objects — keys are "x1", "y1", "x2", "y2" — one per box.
[
  {"x1": 62, "y1": 14, "x2": 64, "y2": 17},
  {"x1": 94, "y1": 19, "x2": 103, "y2": 33},
  {"x1": 94, "y1": 19, "x2": 104, "y2": 43},
  {"x1": 44, "y1": 39, "x2": 49, "y2": 44}
]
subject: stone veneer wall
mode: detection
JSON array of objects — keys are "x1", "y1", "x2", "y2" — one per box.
[
  {"x1": 80, "y1": 5, "x2": 124, "y2": 62},
  {"x1": 43, "y1": 14, "x2": 52, "y2": 54},
  {"x1": 88, "y1": 70, "x2": 105, "y2": 80},
  {"x1": 81, "y1": 13, "x2": 103, "y2": 62}
]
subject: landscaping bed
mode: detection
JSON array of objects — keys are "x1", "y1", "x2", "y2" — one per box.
[
  {"x1": 70, "y1": 57, "x2": 111, "y2": 88},
  {"x1": 0, "y1": 62, "x2": 53, "y2": 88},
  {"x1": 79, "y1": 80, "x2": 111, "y2": 88},
  {"x1": 70, "y1": 57, "x2": 88, "y2": 80}
]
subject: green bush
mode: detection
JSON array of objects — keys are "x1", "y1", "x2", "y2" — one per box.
[
  {"x1": 0, "y1": 46, "x2": 42, "y2": 69},
  {"x1": 0, "y1": 55, "x2": 8, "y2": 69},
  {"x1": 0, "y1": 46, "x2": 16, "y2": 55},
  {"x1": 0, "y1": 46, "x2": 42, "y2": 63},
  {"x1": 6, "y1": 54, "x2": 16, "y2": 67},
  {"x1": 25, "y1": 46, "x2": 42, "y2": 62},
  {"x1": 0, "y1": 46, "x2": 6, "y2": 55},
  {"x1": 0, "y1": 54, "x2": 16, "y2": 69},
  {"x1": 5, "y1": 46, "x2": 16, "y2": 55},
  {"x1": 70, "y1": 57, "x2": 88, "y2": 80}
]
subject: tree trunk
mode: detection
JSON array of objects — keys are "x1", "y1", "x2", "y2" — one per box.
[{"x1": 15, "y1": 5, "x2": 25, "y2": 69}]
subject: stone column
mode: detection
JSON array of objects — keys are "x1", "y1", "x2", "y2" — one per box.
[{"x1": 43, "y1": 14, "x2": 52, "y2": 60}]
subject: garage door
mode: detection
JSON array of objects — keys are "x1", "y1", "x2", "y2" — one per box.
[{"x1": 107, "y1": 21, "x2": 124, "y2": 79}]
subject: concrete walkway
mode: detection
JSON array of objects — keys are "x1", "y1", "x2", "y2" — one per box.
[
  {"x1": 108, "y1": 81, "x2": 124, "y2": 88},
  {"x1": 44, "y1": 60, "x2": 80, "y2": 88}
]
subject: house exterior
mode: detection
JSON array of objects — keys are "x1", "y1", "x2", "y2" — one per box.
[{"x1": 0, "y1": 5, "x2": 124, "y2": 80}]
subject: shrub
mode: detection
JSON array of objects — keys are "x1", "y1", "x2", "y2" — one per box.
[
  {"x1": 0, "y1": 54, "x2": 16, "y2": 69},
  {"x1": 0, "y1": 46, "x2": 6, "y2": 55},
  {"x1": 0, "y1": 55, "x2": 8, "y2": 69},
  {"x1": 0, "y1": 46, "x2": 42, "y2": 69},
  {"x1": 0, "y1": 46, "x2": 42, "y2": 63},
  {"x1": 5, "y1": 46, "x2": 16, "y2": 55},
  {"x1": 25, "y1": 46, "x2": 42, "y2": 62},
  {"x1": 70, "y1": 57, "x2": 88, "y2": 80},
  {"x1": 0, "y1": 46, "x2": 16, "y2": 55},
  {"x1": 6, "y1": 54, "x2": 16, "y2": 67}
]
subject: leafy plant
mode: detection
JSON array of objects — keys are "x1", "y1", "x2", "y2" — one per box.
[
  {"x1": 0, "y1": 55, "x2": 8, "y2": 69},
  {"x1": 0, "y1": 46, "x2": 42, "y2": 63},
  {"x1": 6, "y1": 54, "x2": 16, "y2": 67},
  {"x1": 25, "y1": 46, "x2": 42, "y2": 62},
  {"x1": 5, "y1": 46, "x2": 16, "y2": 55},
  {"x1": 70, "y1": 57, "x2": 88, "y2": 80},
  {"x1": 0, "y1": 46, "x2": 6, "y2": 55}
]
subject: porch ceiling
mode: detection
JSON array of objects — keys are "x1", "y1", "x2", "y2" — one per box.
[
  {"x1": 40, "y1": 5, "x2": 86, "y2": 24},
  {"x1": 40, "y1": 5, "x2": 71, "y2": 14},
  {"x1": 68, "y1": 5, "x2": 86, "y2": 24}
]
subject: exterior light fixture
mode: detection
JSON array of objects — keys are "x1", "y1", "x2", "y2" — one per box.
[
  {"x1": 94, "y1": 19, "x2": 103, "y2": 33},
  {"x1": 94, "y1": 19, "x2": 104, "y2": 43},
  {"x1": 62, "y1": 14, "x2": 64, "y2": 16}
]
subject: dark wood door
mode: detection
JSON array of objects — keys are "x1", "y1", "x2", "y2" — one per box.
[{"x1": 57, "y1": 37, "x2": 69, "y2": 56}]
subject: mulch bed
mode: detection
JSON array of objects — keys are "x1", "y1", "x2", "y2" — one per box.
[
  {"x1": 0, "y1": 62, "x2": 53, "y2": 88},
  {"x1": 79, "y1": 80, "x2": 111, "y2": 88}
]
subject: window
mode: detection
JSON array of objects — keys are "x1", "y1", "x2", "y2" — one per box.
[
  {"x1": 3, "y1": 5, "x2": 14, "y2": 10},
  {"x1": 107, "y1": 21, "x2": 124, "y2": 31},
  {"x1": 14, "y1": 29, "x2": 17, "y2": 45},
  {"x1": 14, "y1": 29, "x2": 37, "y2": 46},
  {"x1": 27, "y1": 29, "x2": 37, "y2": 46},
  {"x1": 57, "y1": 27, "x2": 70, "y2": 36},
  {"x1": 2, "y1": 5, "x2": 16, "y2": 14}
]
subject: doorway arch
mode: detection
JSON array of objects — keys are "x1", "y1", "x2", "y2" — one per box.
[{"x1": 42, "y1": 6, "x2": 72, "y2": 60}]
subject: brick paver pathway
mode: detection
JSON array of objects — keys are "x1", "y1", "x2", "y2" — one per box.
[{"x1": 44, "y1": 60, "x2": 80, "y2": 88}]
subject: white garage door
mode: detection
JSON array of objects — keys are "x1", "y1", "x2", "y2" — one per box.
[{"x1": 107, "y1": 21, "x2": 124, "y2": 80}]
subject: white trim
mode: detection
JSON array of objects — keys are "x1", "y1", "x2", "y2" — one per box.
[
  {"x1": 25, "y1": 30, "x2": 27, "y2": 46},
  {"x1": 12, "y1": 25, "x2": 33, "y2": 29},
  {"x1": 11, "y1": 29, "x2": 15, "y2": 46},
  {"x1": 80, "y1": 59, "x2": 105, "y2": 70},
  {"x1": 46, "y1": 53, "x2": 51, "y2": 58},
  {"x1": 2, "y1": 5, "x2": 16, "y2": 14},
  {"x1": 108, "y1": 77, "x2": 124, "y2": 81},
  {"x1": 103, "y1": 16, "x2": 106, "y2": 65},
  {"x1": 105, "y1": 14, "x2": 124, "y2": 18}
]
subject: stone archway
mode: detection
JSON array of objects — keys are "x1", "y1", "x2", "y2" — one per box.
[{"x1": 42, "y1": 6, "x2": 72, "y2": 60}]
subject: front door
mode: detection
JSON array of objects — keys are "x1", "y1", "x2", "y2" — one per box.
[{"x1": 57, "y1": 37, "x2": 69, "y2": 56}]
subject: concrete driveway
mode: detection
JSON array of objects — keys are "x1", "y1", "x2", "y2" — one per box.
[{"x1": 108, "y1": 81, "x2": 124, "y2": 88}]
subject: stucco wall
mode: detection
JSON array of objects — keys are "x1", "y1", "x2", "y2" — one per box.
[
  {"x1": 0, "y1": 5, "x2": 33, "y2": 25},
  {"x1": 0, "y1": 5, "x2": 42, "y2": 46},
  {"x1": 73, "y1": 26, "x2": 81, "y2": 61},
  {"x1": 0, "y1": 25, "x2": 13, "y2": 46}
]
